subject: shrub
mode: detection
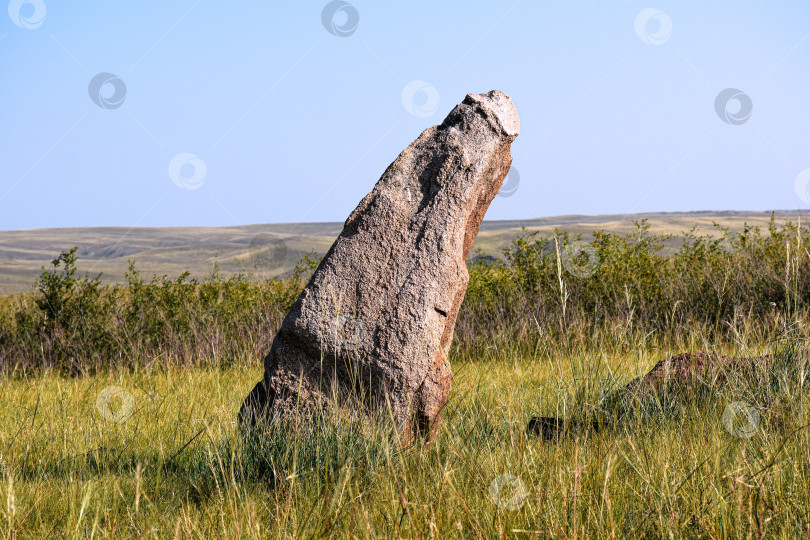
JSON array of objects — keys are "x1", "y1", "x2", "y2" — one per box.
[{"x1": 1, "y1": 215, "x2": 808, "y2": 374}]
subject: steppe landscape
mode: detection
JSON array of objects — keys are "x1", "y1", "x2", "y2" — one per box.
[
  {"x1": 2, "y1": 210, "x2": 810, "y2": 537},
  {"x1": 3, "y1": 0, "x2": 809, "y2": 536}
]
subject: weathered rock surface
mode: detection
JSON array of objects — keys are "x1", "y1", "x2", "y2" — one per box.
[
  {"x1": 528, "y1": 351, "x2": 775, "y2": 439},
  {"x1": 618, "y1": 351, "x2": 772, "y2": 396},
  {"x1": 240, "y1": 90, "x2": 520, "y2": 441}
]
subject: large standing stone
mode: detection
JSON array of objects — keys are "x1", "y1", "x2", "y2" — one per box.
[{"x1": 240, "y1": 90, "x2": 519, "y2": 441}]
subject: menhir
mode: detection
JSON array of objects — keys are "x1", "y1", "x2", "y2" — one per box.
[{"x1": 240, "y1": 90, "x2": 520, "y2": 442}]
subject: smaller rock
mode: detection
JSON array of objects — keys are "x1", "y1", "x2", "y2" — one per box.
[{"x1": 528, "y1": 351, "x2": 775, "y2": 439}]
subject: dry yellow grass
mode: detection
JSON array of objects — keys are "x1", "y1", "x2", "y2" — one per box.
[{"x1": 0, "y1": 347, "x2": 807, "y2": 538}]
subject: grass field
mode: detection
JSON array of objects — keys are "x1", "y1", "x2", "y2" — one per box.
[
  {"x1": 2, "y1": 211, "x2": 810, "y2": 537},
  {"x1": 1, "y1": 345, "x2": 808, "y2": 538}
]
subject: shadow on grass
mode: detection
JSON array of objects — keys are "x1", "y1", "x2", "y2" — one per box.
[{"x1": 179, "y1": 408, "x2": 395, "y2": 503}]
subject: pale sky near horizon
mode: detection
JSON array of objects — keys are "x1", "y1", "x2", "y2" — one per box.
[{"x1": 1, "y1": 1, "x2": 809, "y2": 231}]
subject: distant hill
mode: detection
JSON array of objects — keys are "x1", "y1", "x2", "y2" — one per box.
[{"x1": 1, "y1": 210, "x2": 807, "y2": 295}]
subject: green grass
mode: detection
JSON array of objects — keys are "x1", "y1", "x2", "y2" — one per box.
[
  {"x1": 1, "y1": 350, "x2": 808, "y2": 538},
  {"x1": 3, "y1": 214, "x2": 810, "y2": 537}
]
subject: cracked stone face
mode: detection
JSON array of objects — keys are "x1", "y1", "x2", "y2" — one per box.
[{"x1": 239, "y1": 89, "x2": 519, "y2": 442}]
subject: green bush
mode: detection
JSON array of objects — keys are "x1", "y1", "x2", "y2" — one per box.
[
  {"x1": 457, "y1": 216, "x2": 809, "y2": 359},
  {"x1": 1, "y1": 215, "x2": 808, "y2": 374},
  {"x1": 0, "y1": 250, "x2": 319, "y2": 374}
]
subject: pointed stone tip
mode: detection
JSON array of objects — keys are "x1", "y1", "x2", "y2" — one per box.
[{"x1": 464, "y1": 90, "x2": 520, "y2": 138}]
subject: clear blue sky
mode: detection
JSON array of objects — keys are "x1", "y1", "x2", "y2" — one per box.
[{"x1": 1, "y1": 0, "x2": 809, "y2": 230}]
